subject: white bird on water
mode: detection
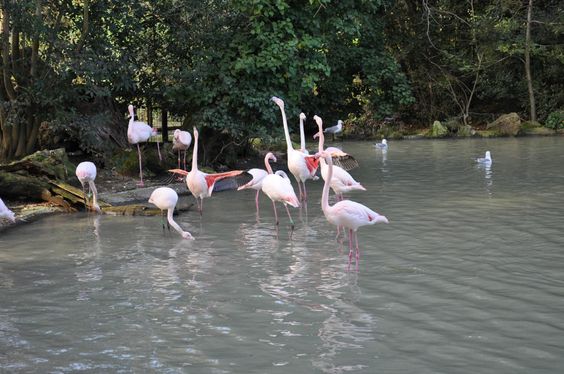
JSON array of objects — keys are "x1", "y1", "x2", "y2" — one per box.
[
  {"x1": 374, "y1": 139, "x2": 388, "y2": 149},
  {"x1": 148, "y1": 187, "x2": 194, "y2": 240},
  {"x1": 0, "y1": 198, "x2": 15, "y2": 223},
  {"x1": 475, "y1": 151, "x2": 492, "y2": 164}
]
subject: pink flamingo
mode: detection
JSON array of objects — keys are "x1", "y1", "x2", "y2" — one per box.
[
  {"x1": 148, "y1": 187, "x2": 194, "y2": 240},
  {"x1": 127, "y1": 104, "x2": 162, "y2": 187},
  {"x1": 75, "y1": 161, "x2": 101, "y2": 213},
  {"x1": 271, "y1": 97, "x2": 319, "y2": 202},
  {"x1": 169, "y1": 127, "x2": 246, "y2": 215},
  {"x1": 313, "y1": 115, "x2": 366, "y2": 201},
  {"x1": 172, "y1": 129, "x2": 192, "y2": 170},
  {"x1": 317, "y1": 151, "x2": 388, "y2": 271},
  {"x1": 0, "y1": 197, "x2": 15, "y2": 223},
  {"x1": 237, "y1": 168, "x2": 268, "y2": 215},
  {"x1": 261, "y1": 152, "x2": 300, "y2": 227}
]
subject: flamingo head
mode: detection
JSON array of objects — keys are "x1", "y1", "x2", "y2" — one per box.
[
  {"x1": 271, "y1": 96, "x2": 284, "y2": 109},
  {"x1": 313, "y1": 115, "x2": 323, "y2": 127},
  {"x1": 313, "y1": 131, "x2": 320, "y2": 139},
  {"x1": 173, "y1": 129, "x2": 181, "y2": 138},
  {"x1": 181, "y1": 231, "x2": 195, "y2": 240},
  {"x1": 299, "y1": 112, "x2": 306, "y2": 121},
  {"x1": 128, "y1": 104, "x2": 134, "y2": 117},
  {"x1": 193, "y1": 126, "x2": 198, "y2": 138},
  {"x1": 265, "y1": 152, "x2": 277, "y2": 163}
]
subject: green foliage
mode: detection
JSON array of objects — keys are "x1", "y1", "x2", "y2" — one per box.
[{"x1": 545, "y1": 110, "x2": 564, "y2": 131}]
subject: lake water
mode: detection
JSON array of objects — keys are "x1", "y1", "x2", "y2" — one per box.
[{"x1": 1, "y1": 137, "x2": 563, "y2": 373}]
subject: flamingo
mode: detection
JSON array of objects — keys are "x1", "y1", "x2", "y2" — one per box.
[
  {"x1": 261, "y1": 152, "x2": 300, "y2": 227},
  {"x1": 0, "y1": 198, "x2": 15, "y2": 223},
  {"x1": 271, "y1": 96, "x2": 319, "y2": 202},
  {"x1": 148, "y1": 187, "x2": 194, "y2": 240},
  {"x1": 374, "y1": 139, "x2": 388, "y2": 149},
  {"x1": 127, "y1": 104, "x2": 162, "y2": 187},
  {"x1": 169, "y1": 127, "x2": 247, "y2": 215},
  {"x1": 237, "y1": 168, "x2": 268, "y2": 215},
  {"x1": 475, "y1": 151, "x2": 492, "y2": 165},
  {"x1": 75, "y1": 161, "x2": 101, "y2": 213},
  {"x1": 313, "y1": 115, "x2": 366, "y2": 201},
  {"x1": 172, "y1": 129, "x2": 192, "y2": 170},
  {"x1": 317, "y1": 151, "x2": 388, "y2": 271},
  {"x1": 324, "y1": 119, "x2": 343, "y2": 141}
]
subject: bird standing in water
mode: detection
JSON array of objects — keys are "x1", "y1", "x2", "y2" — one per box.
[
  {"x1": 75, "y1": 161, "x2": 101, "y2": 213},
  {"x1": 149, "y1": 187, "x2": 194, "y2": 240}
]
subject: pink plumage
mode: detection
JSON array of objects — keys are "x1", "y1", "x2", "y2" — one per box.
[
  {"x1": 75, "y1": 161, "x2": 101, "y2": 213},
  {"x1": 261, "y1": 152, "x2": 300, "y2": 227},
  {"x1": 148, "y1": 187, "x2": 194, "y2": 240}
]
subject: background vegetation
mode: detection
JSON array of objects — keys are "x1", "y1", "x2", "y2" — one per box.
[{"x1": 0, "y1": 0, "x2": 562, "y2": 164}]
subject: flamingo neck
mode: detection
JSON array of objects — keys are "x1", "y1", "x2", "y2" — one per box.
[
  {"x1": 192, "y1": 132, "x2": 198, "y2": 171},
  {"x1": 317, "y1": 124, "x2": 325, "y2": 153},
  {"x1": 278, "y1": 105, "x2": 293, "y2": 152},
  {"x1": 264, "y1": 155, "x2": 274, "y2": 174},
  {"x1": 321, "y1": 154, "x2": 332, "y2": 213},
  {"x1": 299, "y1": 116, "x2": 306, "y2": 151},
  {"x1": 88, "y1": 180, "x2": 100, "y2": 212},
  {"x1": 166, "y1": 208, "x2": 185, "y2": 236}
]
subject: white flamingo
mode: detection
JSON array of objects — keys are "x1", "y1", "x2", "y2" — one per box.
[
  {"x1": 318, "y1": 151, "x2": 388, "y2": 271},
  {"x1": 0, "y1": 198, "x2": 15, "y2": 223},
  {"x1": 313, "y1": 115, "x2": 366, "y2": 201},
  {"x1": 127, "y1": 104, "x2": 162, "y2": 187},
  {"x1": 172, "y1": 129, "x2": 192, "y2": 170},
  {"x1": 75, "y1": 161, "x2": 101, "y2": 213},
  {"x1": 237, "y1": 168, "x2": 268, "y2": 215},
  {"x1": 261, "y1": 152, "x2": 300, "y2": 227},
  {"x1": 271, "y1": 96, "x2": 319, "y2": 202},
  {"x1": 148, "y1": 187, "x2": 194, "y2": 240},
  {"x1": 169, "y1": 127, "x2": 246, "y2": 215}
]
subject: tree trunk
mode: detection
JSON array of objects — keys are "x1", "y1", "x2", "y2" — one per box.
[{"x1": 525, "y1": 0, "x2": 536, "y2": 122}]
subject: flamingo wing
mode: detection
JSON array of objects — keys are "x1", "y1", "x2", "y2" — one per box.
[
  {"x1": 205, "y1": 170, "x2": 247, "y2": 195},
  {"x1": 304, "y1": 155, "x2": 320, "y2": 174}
]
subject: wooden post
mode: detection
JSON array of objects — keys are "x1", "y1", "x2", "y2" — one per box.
[{"x1": 161, "y1": 110, "x2": 168, "y2": 143}]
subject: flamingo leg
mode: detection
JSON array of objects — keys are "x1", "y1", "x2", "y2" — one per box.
[
  {"x1": 296, "y1": 180, "x2": 303, "y2": 202},
  {"x1": 156, "y1": 140, "x2": 162, "y2": 162},
  {"x1": 335, "y1": 225, "x2": 341, "y2": 241},
  {"x1": 199, "y1": 198, "x2": 203, "y2": 215},
  {"x1": 283, "y1": 204, "x2": 294, "y2": 228},
  {"x1": 271, "y1": 201, "x2": 279, "y2": 225},
  {"x1": 136, "y1": 143, "x2": 144, "y2": 187},
  {"x1": 81, "y1": 184, "x2": 88, "y2": 211},
  {"x1": 254, "y1": 190, "x2": 260, "y2": 215},
  {"x1": 302, "y1": 181, "x2": 307, "y2": 202},
  {"x1": 354, "y1": 231, "x2": 360, "y2": 272},
  {"x1": 183, "y1": 150, "x2": 187, "y2": 171},
  {"x1": 177, "y1": 150, "x2": 181, "y2": 169},
  {"x1": 347, "y1": 228, "x2": 354, "y2": 271},
  {"x1": 161, "y1": 210, "x2": 166, "y2": 231}
]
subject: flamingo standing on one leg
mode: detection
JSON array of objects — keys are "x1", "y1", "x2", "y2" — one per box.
[
  {"x1": 271, "y1": 97, "x2": 319, "y2": 202},
  {"x1": 0, "y1": 198, "x2": 15, "y2": 223},
  {"x1": 169, "y1": 127, "x2": 247, "y2": 215},
  {"x1": 172, "y1": 129, "x2": 192, "y2": 170},
  {"x1": 237, "y1": 168, "x2": 268, "y2": 216},
  {"x1": 317, "y1": 151, "x2": 388, "y2": 271},
  {"x1": 75, "y1": 161, "x2": 101, "y2": 213},
  {"x1": 261, "y1": 152, "x2": 300, "y2": 227},
  {"x1": 127, "y1": 104, "x2": 162, "y2": 187},
  {"x1": 148, "y1": 187, "x2": 194, "y2": 240}
]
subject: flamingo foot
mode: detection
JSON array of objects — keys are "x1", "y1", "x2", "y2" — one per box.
[{"x1": 137, "y1": 181, "x2": 145, "y2": 187}]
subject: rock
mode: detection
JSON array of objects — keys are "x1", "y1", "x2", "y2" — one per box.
[
  {"x1": 428, "y1": 120, "x2": 448, "y2": 137},
  {"x1": 486, "y1": 113, "x2": 522, "y2": 136}
]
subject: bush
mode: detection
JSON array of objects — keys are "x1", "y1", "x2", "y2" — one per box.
[{"x1": 545, "y1": 111, "x2": 564, "y2": 131}]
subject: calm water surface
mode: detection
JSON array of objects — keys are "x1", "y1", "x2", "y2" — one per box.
[{"x1": 1, "y1": 137, "x2": 564, "y2": 373}]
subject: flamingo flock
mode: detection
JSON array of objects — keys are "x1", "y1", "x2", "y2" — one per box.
[{"x1": 3, "y1": 99, "x2": 395, "y2": 270}]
